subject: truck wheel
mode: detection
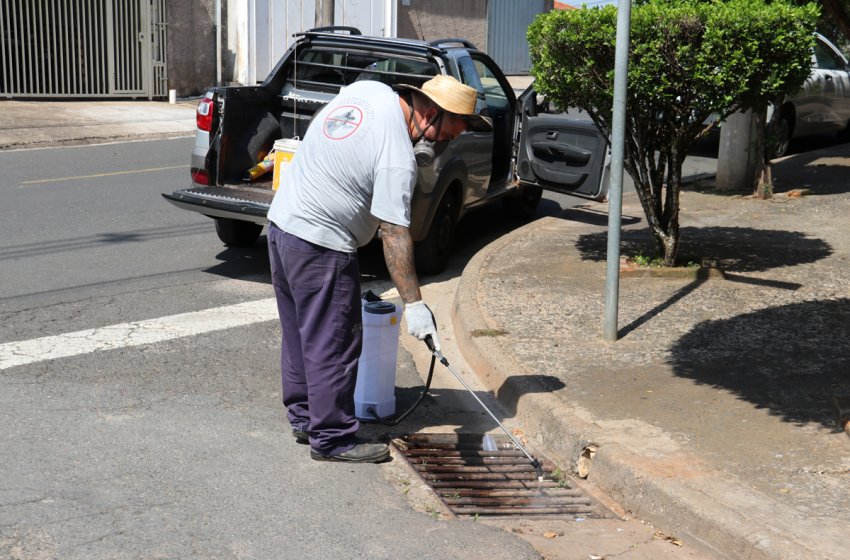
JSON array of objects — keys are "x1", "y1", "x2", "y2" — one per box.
[
  {"x1": 414, "y1": 194, "x2": 457, "y2": 275},
  {"x1": 502, "y1": 185, "x2": 542, "y2": 220},
  {"x1": 215, "y1": 218, "x2": 263, "y2": 247}
]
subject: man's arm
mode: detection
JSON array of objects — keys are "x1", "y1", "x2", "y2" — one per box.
[
  {"x1": 382, "y1": 221, "x2": 442, "y2": 350},
  {"x1": 380, "y1": 222, "x2": 421, "y2": 304}
]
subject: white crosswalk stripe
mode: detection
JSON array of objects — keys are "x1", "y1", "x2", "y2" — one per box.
[{"x1": 0, "y1": 298, "x2": 279, "y2": 370}]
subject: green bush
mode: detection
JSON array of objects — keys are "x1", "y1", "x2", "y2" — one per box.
[{"x1": 528, "y1": 0, "x2": 818, "y2": 265}]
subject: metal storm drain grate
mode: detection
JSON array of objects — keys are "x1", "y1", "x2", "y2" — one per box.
[{"x1": 393, "y1": 433, "x2": 602, "y2": 518}]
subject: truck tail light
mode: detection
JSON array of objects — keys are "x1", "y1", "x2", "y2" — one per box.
[
  {"x1": 191, "y1": 168, "x2": 210, "y2": 185},
  {"x1": 196, "y1": 96, "x2": 214, "y2": 132}
]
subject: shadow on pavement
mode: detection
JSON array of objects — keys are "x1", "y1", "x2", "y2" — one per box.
[
  {"x1": 207, "y1": 240, "x2": 272, "y2": 281},
  {"x1": 0, "y1": 223, "x2": 213, "y2": 262},
  {"x1": 687, "y1": 128, "x2": 847, "y2": 160},
  {"x1": 669, "y1": 298, "x2": 850, "y2": 429},
  {"x1": 687, "y1": 138, "x2": 850, "y2": 197},
  {"x1": 496, "y1": 375, "x2": 566, "y2": 418},
  {"x1": 575, "y1": 226, "x2": 833, "y2": 273},
  {"x1": 362, "y1": 376, "x2": 566, "y2": 438},
  {"x1": 772, "y1": 146, "x2": 850, "y2": 195},
  {"x1": 559, "y1": 205, "x2": 642, "y2": 228}
]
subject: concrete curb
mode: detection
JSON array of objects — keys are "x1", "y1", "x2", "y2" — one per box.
[
  {"x1": 0, "y1": 131, "x2": 195, "y2": 151},
  {"x1": 452, "y1": 218, "x2": 838, "y2": 560}
]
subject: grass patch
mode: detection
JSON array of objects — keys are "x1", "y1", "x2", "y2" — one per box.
[
  {"x1": 470, "y1": 328, "x2": 510, "y2": 338},
  {"x1": 625, "y1": 251, "x2": 701, "y2": 269}
]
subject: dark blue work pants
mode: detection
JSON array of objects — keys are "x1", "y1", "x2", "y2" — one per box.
[{"x1": 267, "y1": 224, "x2": 362, "y2": 456}]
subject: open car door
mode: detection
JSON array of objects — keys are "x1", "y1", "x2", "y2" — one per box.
[{"x1": 515, "y1": 87, "x2": 609, "y2": 201}]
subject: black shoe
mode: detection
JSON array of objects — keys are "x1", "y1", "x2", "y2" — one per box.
[
  {"x1": 310, "y1": 442, "x2": 390, "y2": 463},
  {"x1": 292, "y1": 429, "x2": 309, "y2": 445}
]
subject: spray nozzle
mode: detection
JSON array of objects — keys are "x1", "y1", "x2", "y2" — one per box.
[
  {"x1": 424, "y1": 335, "x2": 447, "y2": 365},
  {"x1": 531, "y1": 458, "x2": 544, "y2": 482}
]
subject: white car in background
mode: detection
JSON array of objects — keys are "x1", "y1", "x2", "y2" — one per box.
[{"x1": 772, "y1": 33, "x2": 850, "y2": 156}]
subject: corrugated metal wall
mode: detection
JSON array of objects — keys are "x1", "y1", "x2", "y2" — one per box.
[
  {"x1": 0, "y1": 0, "x2": 167, "y2": 99},
  {"x1": 486, "y1": 0, "x2": 548, "y2": 75}
]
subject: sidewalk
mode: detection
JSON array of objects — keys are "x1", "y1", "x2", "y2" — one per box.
[
  {"x1": 0, "y1": 99, "x2": 197, "y2": 150},
  {"x1": 454, "y1": 145, "x2": 850, "y2": 559}
]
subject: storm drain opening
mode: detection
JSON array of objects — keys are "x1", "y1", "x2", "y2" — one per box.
[{"x1": 392, "y1": 433, "x2": 606, "y2": 518}]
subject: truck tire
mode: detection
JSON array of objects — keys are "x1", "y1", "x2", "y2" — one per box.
[
  {"x1": 215, "y1": 218, "x2": 263, "y2": 247},
  {"x1": 414, "y1": 193, "x2": 457, "y2": 275}
]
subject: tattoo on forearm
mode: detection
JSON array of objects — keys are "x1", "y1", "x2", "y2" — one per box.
[{"x1": 380, "y1": 222, "x2": 422, "y2": 304}]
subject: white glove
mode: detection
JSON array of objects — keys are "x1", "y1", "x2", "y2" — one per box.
[{"x1": 404, "y1": 300, "x2": 441, "y2": 351}]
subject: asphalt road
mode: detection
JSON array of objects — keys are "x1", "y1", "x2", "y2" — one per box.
[
  {"x1": 0, "y1": 138, "x2": 549, "y2": 560},
  {"x1": 1, "y1": 136, "x2": 728, "y2": 559}
]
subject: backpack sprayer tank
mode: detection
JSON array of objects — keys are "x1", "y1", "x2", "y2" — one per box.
[{"x1": 354, "y1": 299, "x2": 402, "y2": 420}]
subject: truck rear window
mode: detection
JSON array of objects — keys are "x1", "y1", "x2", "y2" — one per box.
[{"x1": 288, "y1": 48, "x2": 440, "y2": 92}]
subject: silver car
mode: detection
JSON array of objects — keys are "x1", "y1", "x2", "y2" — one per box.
[{"x1": 773, "y1": 33, "x2": 850, "y2": 156}]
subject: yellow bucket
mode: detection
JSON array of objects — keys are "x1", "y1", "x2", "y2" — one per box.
[{"x1": 272, "y1": 138, "x2": 300, "y2": 190}]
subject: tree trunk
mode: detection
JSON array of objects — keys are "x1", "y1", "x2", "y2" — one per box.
[
  {"x1": 654, "y1": 227, "x2": 679, "y2": 267},
  {"x1": 637, "y1": 162, "x2": 682, "y2": 267},
  {"x1": 659, "y1": 149, "x2": 684, "y2": 267},
  {"x1": 753, "y1": 108, "x2": 774, "y2": 199}
]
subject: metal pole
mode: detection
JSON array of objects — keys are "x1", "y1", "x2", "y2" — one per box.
[
  {"x1": 603, "y1": 0, "x2": 632, "y2": 341},
  {"x1": 316, "y1": 0, "x2": 334, "y2": 27},
  {"x1": 384, "y1": 0, "x2": 394, "y2": 37},
  {"x1": 215, "y1": 0, "x2": 221, "y2": 86}
]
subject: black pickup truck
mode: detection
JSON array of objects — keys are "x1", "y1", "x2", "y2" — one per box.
[{"x1": 163, "y1": 27, "x2": 609, "y2": 274}]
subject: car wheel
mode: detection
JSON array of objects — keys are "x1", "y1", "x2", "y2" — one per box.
[
  {"x1": 772, "y1": 115, "x2": 792, "y2": 158},
  {"x1": 502, "y1": 185, "x2": 543, "y2": 220},
  {"x1": 414, "y1": 193, "x2": 457, "y2": 275},
  {"x1": 215, "y1": 218, "x2": 263, "y2": 247}
]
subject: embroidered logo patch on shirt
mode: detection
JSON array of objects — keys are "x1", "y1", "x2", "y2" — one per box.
[{"x1": 323, "y1": 106, "x2": 364, "y2": 140}]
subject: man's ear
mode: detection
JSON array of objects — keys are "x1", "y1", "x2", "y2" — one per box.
[{"x1": 423, "y1": 107, "x2": 440, "y2": 125}]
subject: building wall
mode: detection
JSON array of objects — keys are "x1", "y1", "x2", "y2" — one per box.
[
  {"x1": 397, "y1": 0, "x2": 487, "y2": 51},
  {"x1": 164, "y1": 0, "x2": 554, "y2": 95},
  {"x1": 167, "y1": 1, "x2": 219, "y2": 97}
]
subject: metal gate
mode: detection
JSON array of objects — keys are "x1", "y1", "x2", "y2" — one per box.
[
  {"x1": 486, "y1": 0, "x2": 549, "y2": 75},
  {"x1": 0, "y1": 0, "x2": 167, "y2": 99}
]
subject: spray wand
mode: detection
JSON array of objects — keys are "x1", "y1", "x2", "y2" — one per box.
[{"x1": 424, "y1": 335, "x2": 544, "y2": 482}]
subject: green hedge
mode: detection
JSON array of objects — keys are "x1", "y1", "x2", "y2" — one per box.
[{"x1": 528, "y1": 0, "x2": 818, "y2": 137}]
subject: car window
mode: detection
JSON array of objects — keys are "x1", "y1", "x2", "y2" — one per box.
[
  {"x1": 456, "y1": 56, "x2": 488, "y2": 115},
  {"x1": 457, "y1": 54, "x2": 513, "y2": 117},
  {"x1": 472, "y1": 58, "x2": 510, "y2": 113},
  {"x1": 457, "y1": 56, "x2": 484, "y2": 92},
  {"x1": 290, "y1": 48, "x2": 439, "y2": 92},
  {"x1": 814, "y1": 40, "x2": 846, "y2": 71}
]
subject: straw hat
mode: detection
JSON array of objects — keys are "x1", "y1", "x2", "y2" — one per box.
[{"x1": 396, "y1": 75, "x2": 493, "y2": 132}]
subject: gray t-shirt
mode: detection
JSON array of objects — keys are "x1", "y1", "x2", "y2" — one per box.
[{"x1": 267, "y1": 80, "x2": 417, "y2": 252}]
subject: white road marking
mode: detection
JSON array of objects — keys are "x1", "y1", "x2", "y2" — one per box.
[
  {"x1": 1, "y1": 282, "x2": 400, "y2": 371},
  {"x1": 0, "y1": 298, "x2": 279, "y2": 371}
]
